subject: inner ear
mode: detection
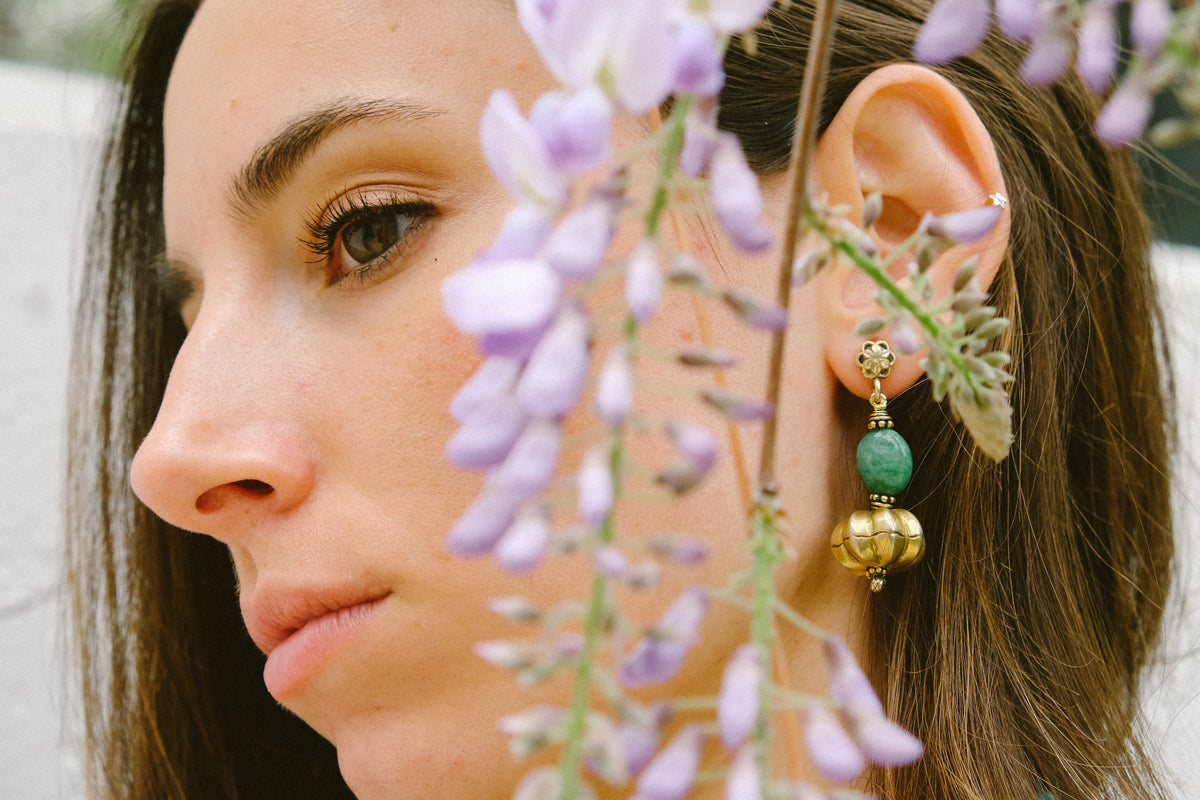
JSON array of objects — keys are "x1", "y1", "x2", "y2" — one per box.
[{"x1": 874, "y1": 194, "x2": 922, "y2": 247}]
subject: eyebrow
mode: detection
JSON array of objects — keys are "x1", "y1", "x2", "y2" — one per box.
[{"x1": 225, "y1": 97, "x2": 442, "y2": 222}]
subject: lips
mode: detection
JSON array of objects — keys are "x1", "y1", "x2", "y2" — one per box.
[{"x1": 242, "y1": 582, "x2": 393, "y2": 657}]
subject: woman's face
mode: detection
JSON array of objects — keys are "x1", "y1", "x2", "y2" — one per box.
[{"x1": 132, "y1": 1, "x2": 855, "y2": 796}]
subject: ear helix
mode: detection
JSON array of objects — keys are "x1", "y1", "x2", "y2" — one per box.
[{"x1": 830, "y1": 341, "x2": 925, "y2": 592}]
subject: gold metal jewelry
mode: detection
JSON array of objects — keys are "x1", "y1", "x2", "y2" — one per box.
[
  {"x1": 830, "y1": 341, "x2": 925, "y2": 592},
  {"x1": 986, "y1": 192, "x2": 1008, "y2": 208}
]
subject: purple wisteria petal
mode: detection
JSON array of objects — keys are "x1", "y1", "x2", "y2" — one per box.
[
  {"x1": 722, "y1": 288, "x2": 788, "y2": 330},
  {"x1": 1076, "y1": 0, "x2": 1119, "y2": 93},
  {"x1": 584, "y1": 713, "x2": 629, "y2": 785},
  {"x1": 545, "y1": 198, "x2": 616, "y2": 280},
  {"x1": 672, "y1": 17, "x2": 725, "y2": 97},
  {"x1": 666, "y1": 419, "x2": 717, "y2": 473},
  {"x1": 681, "y1": 101, "x2": 719, "y2": 177},
  {"x1": 513, "y1": 766, "x2": 597, "y2": 800},
  {"x1": 626, "y1": 238, "x2": 664, "y2": 322},
  {"x1": 891, "y1": 316, "x2": 922, "y2": 356},
  {"x1": 711, "y1": 134, "x2": 772, "y2": 251},
  {"x1": 631, "y1": 725, "x2": 703, "y2": 800},
  {"x1": 1020, "y1": 27, "x2": 1073, "y2": 86},
  {"x1": 677, "y1": 347, "x2": 738, "y2": 368},
  {"x1": 447, "y1": 488, "x2": 519, "y2": 556},
  {"x1": 913, "y1": 0, "x2": 991, "y2": 64},
  {"x1": 495, "y1": 417, "x2": 562, "y2": 501},
  {"x1": 995, "y1": 0, "x2": 1042, "y2": 39},
  {"x1": 595, "y1": 545, "x2": 632, "y2": 579},
  {"x1": 517, "y1": 306, "x2": 590, "y2": 417},
  {"x1": 450, "y1": 357, "x2": 522, "y2": 422},
  {"x1": 619, "y1": 588, "x2": 708, "y2": 686},
  {"x1": 1132, "y1": 0, "x2": 1170, "y2": 58},
  {"x1": 479, "y1": 89, "x2": 569, "y2": 208},
  {"x1": 516, "y1": 0, "x2": 617, "y2": 90},
  {"x1": 578, "y1": 445, "x2": 614, "y2": 526},
  {"x1": 823, "y1": 637, "x2": 885, "y2": 717},
  {"x1": 725, "y1": 745, "x2": 760, "y2": 800},
  {"x1": 851, "y1": 713, "x2": 924, "y2": 767},
  {"x1": 498, "y1": 704, "x2": 566, "y2": 740},
  {"x1": 481, "y1": 322, "x2": 554, "y2": 360},
  {"x1": 610, "y1": 1, "x2": 677, "y2": 113},
  {"x1": 718, "y1": 644, "x2": 761, "y2": 750},
  {"x1": 707, "y1": 0, "x2": 775, "y2": 33},
  {"x1": 618, "y1": 720, "x2": 662, "y2": 774},
  {"x1": 803, "y1": 706, "x2": 866, "y2": 783},
  {"x1": 442, "y1": 258, "x2": 562, "y2": 336},
  {"x1": 495, "y1": 506, "x2": 552, "y2": 573},
  {"x1": 925, "y1": 205, "x2": 1003, "y2": 243},
  {"x1": 445, "y1": 393, "x2": 530, "y2": 469},
  {"x1": 1095, "y1": 79, "x2": 1154, "y2": 146},
  {"x1": 482, "y1": 202, "x2": 556, "y2": 261},
  {"x1": 531, "y1": 85, "x2": 614, "y2": 172},
  {"x1": 595, "y1": 345, "x2": 635, "y2": 426}
]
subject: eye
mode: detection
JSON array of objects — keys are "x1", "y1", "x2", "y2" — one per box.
[
  {"x1": 342, "y1": 209, "x2": 408, "y2": 265},
  {"x1": 304, "y1": 191, "x2": 437, "y2": 287}
]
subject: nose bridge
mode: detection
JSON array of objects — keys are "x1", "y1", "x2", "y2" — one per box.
[{"x1": 131, "y1": 293, "x2": 317, "y2": 540}]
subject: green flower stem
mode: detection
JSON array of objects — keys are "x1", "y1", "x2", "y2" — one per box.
[
  {"x1": 830, "y1": 238, "x2": 981, "y2": 395},
  {"x1": 750, "y1": 490, "x2": 786, "y2": 797},
  {"x1": 645, "y1": 94, "x2": 692, "y2": 238},
  {"x1": 559, "y1": 320, "x2": 638, "y2": 799}
]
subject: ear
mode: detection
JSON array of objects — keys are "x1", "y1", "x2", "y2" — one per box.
[{"x1": 808, "y1": 64, "x2": 1010, "y2": 399}]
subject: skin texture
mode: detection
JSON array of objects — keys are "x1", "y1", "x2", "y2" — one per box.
[{"x1": 130, "y1": 1, "x2": 1005, "y2": 796}]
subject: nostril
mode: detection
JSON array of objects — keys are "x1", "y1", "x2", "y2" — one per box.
[
  {"x1": 233, "y1": 479, "x2": 274, "y2": 495},
  {"x1": 195, "y1": 479, "x2": 276, "y2": 513}
]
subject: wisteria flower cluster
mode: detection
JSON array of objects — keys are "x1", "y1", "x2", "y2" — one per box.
[
  {"x1": 915, "y1": 0, "x2": 1200, "y2": 146},
  {"x1": 431, "y1": 0, "x2": 1192, "y2": 796}
]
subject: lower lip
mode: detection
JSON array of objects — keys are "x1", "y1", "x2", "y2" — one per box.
[{"x1": 263, "y1": 595, "x2": 389, "y2": 699}]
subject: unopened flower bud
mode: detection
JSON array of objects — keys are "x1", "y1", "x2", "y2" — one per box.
[
  {"x1": 718, "y1": 645, "x2": 761, "y2": 750},
  {"x1": 722, "y1": 288, "x2": 788, "y2": 330},
  {"x1": 701, "y1": 388, "x2": 774, "y2": 421},
  {"x1": 1132, "y1": 0, "x2": 1170, "y2": 58},
  {"x1": 854, "y1": 317, "x2": 886, "y2": 337},
  {"x1": 487, "y1": 596, "x2": 542, "y2": 623},
  {"x1": 667, "y1": 253, "x2": 711, "y2": 288},
  {"x1": 579, "y1": 446, "x2": 615, "y2": 526},
  {"x1": 952, "y1": 256, "x2": 980, "y2": 292},
  {"x1": 496, "y1": 506, "x2": 552, "y2": 573},
  {"x1": 595, "y1": 345, "x2": 635, "y2": 426},
  {"x1": 476, "y1": 639, "x2": 532, "y2": 670},
  {"x1": 803, "y1": 705, "x2": 865, "y2": 783},
  {"x1": 1021, "y1": 26, "x2": 1073, "y2": 86},
  {"x1": 678, "y1": 347, "x2": 738, "y2": 368},
  {"x1": 631, "y1": 725, "x2": 703, "y2": 800},
  {"x1": 725, "y1": 745, "x2": 760, "y2": 800},
  {"x1": 595, "y1": 545, "x2": 632, "y2": 579},
  {"x1": 1096, "y1": 79, "x2": 1154, "y2": 146},
  {"x1": 626, "y1": 238, "x2": 664, "y2": 323},
  {"x1": 926, "y1": 206, "x2": 1002, "y2": 244},
  {"x1": 913, "y1": 0, "x2": 991, "y2": 64},
  {"x1": 1076, "y1": 0, "x2": 1119, "y2": 92},
  {"x1": 891, "y1": 316, "x2": 922, "y2": 355},
  {"x1": 972, "y1": 317, "x2": 1010, "y2": 341},
  {"x1": 861, "y1": 191, "x2": 884, "y2": 229}
]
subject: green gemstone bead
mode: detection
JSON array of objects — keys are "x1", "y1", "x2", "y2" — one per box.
[{"x1": 856, "y1": 428, "x2": 913, "y2": 495}]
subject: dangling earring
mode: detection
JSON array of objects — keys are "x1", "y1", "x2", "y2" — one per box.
[{"x1": 830, "y1": 341, "x2": 925, "y2": 592}]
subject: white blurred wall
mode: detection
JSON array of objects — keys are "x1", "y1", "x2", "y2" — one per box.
[{"x1": 0, "y1": 59, "x2": 1197, "y2": 799}]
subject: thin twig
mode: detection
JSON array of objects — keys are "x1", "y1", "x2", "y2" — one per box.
[{"x1": 757, "y1": 0, "x2": 841, "y2": 490}]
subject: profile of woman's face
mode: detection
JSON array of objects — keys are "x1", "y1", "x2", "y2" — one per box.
[{"x1": 131, "y1": 1, "x2": 853, "y2": 796}]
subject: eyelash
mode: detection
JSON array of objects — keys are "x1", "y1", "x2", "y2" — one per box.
[{"x1": 302, "y1": 191, "x2": 437, "y2": 287}]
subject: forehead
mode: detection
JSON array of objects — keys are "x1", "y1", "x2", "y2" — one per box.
[{"x1": 163, "y1": 0, "x2": 542, "y2": 184}]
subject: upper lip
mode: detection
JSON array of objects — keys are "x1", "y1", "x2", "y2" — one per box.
[{"x1": 241, "y1": 581, "x2": 392, "y2": 656}]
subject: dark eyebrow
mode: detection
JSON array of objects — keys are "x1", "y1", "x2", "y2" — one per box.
[{"x1": 226, "y1": 98, "x2": 441, "y2": 222}]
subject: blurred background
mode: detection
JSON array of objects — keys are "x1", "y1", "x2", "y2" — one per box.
[{"x1": 0, "y1": 1, "x2": 1197, "y2": 799}]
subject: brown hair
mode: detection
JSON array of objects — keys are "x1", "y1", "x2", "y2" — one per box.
[{"x1": 68, "y1": 1, "x2": 1173, "y2": 798}]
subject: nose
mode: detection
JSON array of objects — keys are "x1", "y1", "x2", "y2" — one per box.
[{"x1": 131, "y1": 301, "x2": 317, "y2": 543}]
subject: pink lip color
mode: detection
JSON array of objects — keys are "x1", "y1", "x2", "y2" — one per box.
[{"x1": 256, "y1": 593, "x2": 390, "y2": 699}]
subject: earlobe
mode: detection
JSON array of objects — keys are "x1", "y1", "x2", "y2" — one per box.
[{"x1": 808, "y1": 64, "x2": 1010, "y2": 399}]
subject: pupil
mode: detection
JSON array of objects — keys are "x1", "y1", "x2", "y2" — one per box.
[{"x1": 344, "y1": 211, "x2": 403, "y2": 264}]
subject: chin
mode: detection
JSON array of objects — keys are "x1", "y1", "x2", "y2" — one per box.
[{"x1": 332, "y1": 709, "x2": 524, "y2": 800}]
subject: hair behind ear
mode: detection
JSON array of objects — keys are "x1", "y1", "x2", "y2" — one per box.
[{"x1": 722, "y1": 3, "x2": 1172, "y2": 800}]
